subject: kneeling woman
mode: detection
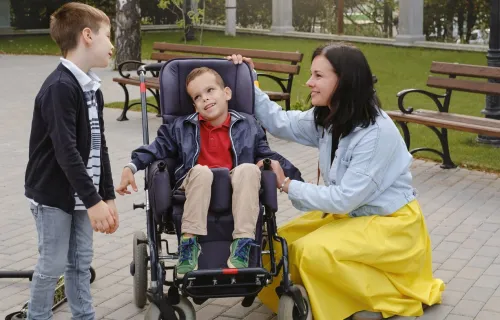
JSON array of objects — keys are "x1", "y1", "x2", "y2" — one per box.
[{"x1": 227, "y1": 43, "x2": 445, "y2": 320}]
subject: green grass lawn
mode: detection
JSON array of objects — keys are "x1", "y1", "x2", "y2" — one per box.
[{"x1": 2, "y1": 30, "x2": 499, "y2": 171}]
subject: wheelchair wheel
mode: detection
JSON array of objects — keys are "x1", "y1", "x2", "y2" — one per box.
[
  {"x1": 90, "y1": 266, "x2": 96, "y2": 283},
  {"x1": 4, "y1": 311, "x2": 25, "y2": 320},
  {"x1": 133, "y1": 231, "x2": 148, "y2": 308},
  {"x1": 277, "y1": 285, "x2": 312, "y2": 320},
  {"x1": 144, "y1": 296, "x2": 196, "y2": 320}
]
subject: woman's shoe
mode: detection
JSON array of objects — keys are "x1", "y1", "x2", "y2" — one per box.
[{"x1": 351, "y1": 311, "x2": 383, "y2": 320}]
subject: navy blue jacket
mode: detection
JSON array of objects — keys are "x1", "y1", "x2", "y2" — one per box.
[{"x1": 131, "y1": 110, "x2": 303, "y2": 190}]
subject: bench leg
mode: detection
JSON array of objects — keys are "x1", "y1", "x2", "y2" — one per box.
[
  {"x1": 117, "y1": 83, "x2": 131, "y2": 121},
  {"x1": 396, "y1": 121, "x2": 457, "y2": 169}
]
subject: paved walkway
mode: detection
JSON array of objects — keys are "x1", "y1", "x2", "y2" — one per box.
[{"x1": 1, "y1": 54, "x2": 500, "y2": 320}]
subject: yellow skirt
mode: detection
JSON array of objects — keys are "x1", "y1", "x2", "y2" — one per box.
[{"x1": 258, "y1": 200, "x2": 445, "y2": 320}]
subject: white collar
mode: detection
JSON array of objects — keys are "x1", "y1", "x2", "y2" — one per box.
[{"x1": 60, "y1": 58, "x2": 101, "y2": 92}]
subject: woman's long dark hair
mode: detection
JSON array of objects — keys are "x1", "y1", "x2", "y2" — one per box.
[{"x1": 310, "y1": 43, "x2": 381, "y2": 142}]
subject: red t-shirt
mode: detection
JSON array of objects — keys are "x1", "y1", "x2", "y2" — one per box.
[{"x1": 197, "y1": 114, "x2": 233, "y2": 170}]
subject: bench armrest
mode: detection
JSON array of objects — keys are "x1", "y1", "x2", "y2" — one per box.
[
  {"x1": 257, "y1": 73, "x2": 288, "y2": 93},
  {"x1": 396, "y1": 88, "x2": 447, "y2": 114}
]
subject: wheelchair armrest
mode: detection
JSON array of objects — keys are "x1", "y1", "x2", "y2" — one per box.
[
  {"x1": 148, "y1": 159, "x2": 175, "y2": 218},
  {"x1": 260, "y1": 170, "x2": 278, "y2": 212}
]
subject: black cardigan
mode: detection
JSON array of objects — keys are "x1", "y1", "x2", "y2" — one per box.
[{"x1": 24, "y1": 63, "x2": 115, "y2": 213}]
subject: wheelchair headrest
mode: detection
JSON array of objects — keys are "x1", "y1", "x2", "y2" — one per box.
[{"x1": 158, "y1": 58, "x2": 255, "y2": 120}]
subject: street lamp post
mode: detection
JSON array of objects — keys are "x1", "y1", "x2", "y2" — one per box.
[{"x1": 478, "y1": 0, "x2": 500, "y2": 145}]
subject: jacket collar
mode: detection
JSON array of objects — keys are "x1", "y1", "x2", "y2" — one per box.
[{"x1": 185, "y1": 109, "x2": 246, "y2": 125}]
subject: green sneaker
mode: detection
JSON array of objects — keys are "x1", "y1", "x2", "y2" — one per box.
[
  {"x1": 176, "y1": 236, "x2": 201, "y2": 279},
  {"x1": 227, "y1": 238, "x2": 255, "y2": 269}
]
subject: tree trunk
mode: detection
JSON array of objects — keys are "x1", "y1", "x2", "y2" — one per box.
[
  {"x1": 114, "y1": 0, "x2": 142, "y2": 71},
  {"x1": 457, "y1": 0, "x2": 465, "y2": 42},
  {"x1": 465, "y1": 0, "x2": 477, "y2": 42},
  {"x1": 445, "y1": 0, "x2": 457, "y2": 41}
]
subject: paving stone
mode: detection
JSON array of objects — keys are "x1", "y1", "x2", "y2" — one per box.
[
  {"x1": 455, "y1": 267, "x2": 485, "y2": 281},
  {"x1": 475, "y1": 310, "x2": 500, "y2": 319},
  {"x1": 434, "y1": 270, "x2": 457, "y2": 284},
  {"x1": 466, "y1": 255, "x2": 494, "y2": 269},
  {"x1": 450, "y1": 299, "x2": 484, "y2": 317},
  {"x1": 103, "y1": 302, "x2": 143, "y2": 320},
  {"x1": 445, "y1": 278, "x2": 475, "y2": 293},
  {"x1": 222, "y1": 300, "x2": 260, "y2": 318},
  {"x1": 444, "y1": 315, "x2": 473, "y2": 320},
  {"x1": 442, "y1": 290, "x2": 465, "y2": 306},
  {"x1": 483, "y1": 296, "x2": 500, "y2": 313},
  {"x1": 439, "y1": 259, "x2": 468, "y2": 272},
  {"x1": 444, "y1": 232, "x2": 469, "y2": 243},
  {"x1": 484, "y1": 264, "x2": 500, "y2": 276},
  {"x1": 450, "y1": 248, "x2": 476, "y2": 261},
  {"x1": 474, "y1": 275, "x2": 500, "y2": 289},
  {"x1": 196, "y1": 304, "x2": 228, "y2": 320},
  {"x1": 462, "y1": 286, "x2": 494, "y2": 303}
]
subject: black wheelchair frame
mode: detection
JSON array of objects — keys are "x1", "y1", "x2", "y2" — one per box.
[{"x1": 130, "y1": 62, "x2": 310, "y2": 320}]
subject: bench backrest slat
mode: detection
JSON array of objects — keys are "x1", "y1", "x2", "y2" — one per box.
[
  {"x1": 431, "y1": 62, "x2": 500, "y2": 80},
  {"x1": 152, "y1": 42, "x2": 303, "y2": 62},
  {"x1": 427, "y1": 76, "x2": 500, "y2": 95},
  {"x1": 151, "y1": 52, "x2": 300, "y2": 74}
]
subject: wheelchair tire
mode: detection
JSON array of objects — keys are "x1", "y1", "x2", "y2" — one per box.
[
  {"x1": 144, "y1": 297, "x2": 196, "y2": 320},
  {"x1": 4, "y1": 311, "x2": 25, "y2": 320},
  {"x1": 90, "y1": 266, "x2": 96, "y2": 284},
  {"x1": 133, "y1": 231, "x2": 148, "y2": 309},
  {"x1": 277, "y1": 285, "x2": 312, "y2": 320}
]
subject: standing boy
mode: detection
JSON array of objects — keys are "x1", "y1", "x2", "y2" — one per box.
[{"x1": 24, "y1": 3, "x2": 118, "y2": 319}]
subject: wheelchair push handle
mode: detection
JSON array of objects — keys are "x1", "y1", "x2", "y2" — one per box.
[
  {"x1": 137, "y1": 62, "x2": 165, "y2": 75},
  {"x1": 263, "y1": 158, "x2": 272, "y2": 171}
]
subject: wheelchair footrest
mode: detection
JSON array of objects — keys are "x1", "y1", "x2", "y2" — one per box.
[{"x1": 178, "y1": 267, "x2": 271, "y2": 299}]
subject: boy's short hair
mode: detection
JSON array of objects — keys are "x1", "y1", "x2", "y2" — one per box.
[
  {"x1": 186, "y1": 67, "x2": 226, "y2": 89},
  {"x1": 50, "y1": 2, "x2": 110, "y2": 57}
]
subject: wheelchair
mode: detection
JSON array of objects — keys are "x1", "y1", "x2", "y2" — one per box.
[{"x1": 129, "y1": 58, "x2": 312, "y2": 320}]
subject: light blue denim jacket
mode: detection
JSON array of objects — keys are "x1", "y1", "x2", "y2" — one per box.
[{"x1": 254, "y1": 87, "x2": 417, "y2": 217}]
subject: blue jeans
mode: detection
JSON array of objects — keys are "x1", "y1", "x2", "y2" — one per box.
[{"x1": 27, "y1": 203, "x2": 94, "y2": 320}]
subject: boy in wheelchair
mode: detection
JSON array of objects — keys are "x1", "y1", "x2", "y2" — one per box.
[{"x1": 117, "y1": 66, "x2": 300, "y2": 279}]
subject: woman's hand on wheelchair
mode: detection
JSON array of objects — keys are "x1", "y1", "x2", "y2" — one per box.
[
  {"x1": 256, "y1": 159, "x2": 287, "y2": 189},
  {"x1": 226, "y1": 54, "x2": 254, "y2": 70},
  {"x1": 116, "y1": 167, "x2": 138, "y2": 195}
]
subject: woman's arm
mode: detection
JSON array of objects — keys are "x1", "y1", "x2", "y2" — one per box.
[
  {"x1": 286, "y1": 127, "x2": 395, "y2": 214},
  {"x1": 254, "y1": 86, "x2": 320, "y2": 148}
]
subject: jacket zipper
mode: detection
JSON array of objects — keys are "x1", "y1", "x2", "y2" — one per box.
[
  {"x1": 229, "y1": 120, "x2": 238, "y2": 167},
  {"x1": 173, "y1": 124, "x2": 200, "y2": 190}
]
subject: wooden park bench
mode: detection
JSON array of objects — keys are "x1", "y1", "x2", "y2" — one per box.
[
  {"x1": 112, "y1": 42, "x2": 303, "y2": 121},
  {"x1": 386, "y1": 62, "x2": 500, "y2": 169}
]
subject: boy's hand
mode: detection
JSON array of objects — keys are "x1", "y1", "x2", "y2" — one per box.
[
  {"x1": 88, "y1": 201, "x2": 115, "y2": 233},
  {"x1": 105, "y1": 200, "x2": 119, "y2": 234},
  {"x1": 116, "y1": 167, "x2": 138, "y2": 195},
  {"x1": 226, "y1": 54, "x2": 255, "y2": 70}
]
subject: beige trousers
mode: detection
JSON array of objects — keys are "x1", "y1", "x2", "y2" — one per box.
[{"x1": 179, "y1": 163, "x2": 261, "y2": 240}]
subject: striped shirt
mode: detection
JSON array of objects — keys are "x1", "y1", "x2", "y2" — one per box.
[
  {"x1": 74, "y1": 90, "x2": 101, "y2": 211},
  {"x1": 61, "y1": 58, "x2": 102, "y2": 211}
]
